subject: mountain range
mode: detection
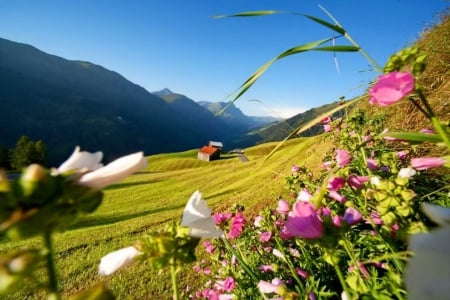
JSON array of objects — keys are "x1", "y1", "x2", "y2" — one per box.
[{"x1": 0, "y1": 37, "x2": 331, "y2": 165}]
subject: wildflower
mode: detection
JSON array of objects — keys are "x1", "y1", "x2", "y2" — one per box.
[
  {"x1": 98, "y1": 246, "x2": 142, "y2": 276},
  {"x1": 410, "y1": 157, "x2": 446, "y2": 170},
  {"x1": 323, "y1": 161, "x2": 333, "y2": 170},
  {"x1": 203, "y1": 241, "x2": 216, "y2": 254},
  {"x1": 296, "y1": 268, "x2": 309, "y2": 278},
  {"x1": 258, "y1": 278, "x2": 284, "y2": 294},
  {"x1": 213, "y1": 212, "x2": 233, "y2": 226},
  {"x1": 397, "y1": 150, "x2": 408, "y2": 160},
  {"x1": 366, "y1": 211, "x2": 383, "y2": 225},
  {"x1": 291, "y1": 165, "x2": 300, "y2": 173},
  {"x1": 369, "y1": 71, "x2": 415, "y2": 106},
  {"x1": 254, "y1": 215, "x2": 263, "y2": 227},
  {"x1": 324, "y1": 124, "x2": 332, "y2": 132},
  {"x1": 285, "y1": 202, "x2": 323, "y2": 239},
  {"x1": 366, "y1": 158, "x2": 378, "y2": 170},
  {"x1": 297, "y1": 189, "x2": 312, "y2": 202},
  {"x1": 343, "y1": 207, "x2": 362, "y2": 225},
  {"x1": 259, "y1": 264, "x2": 275, "y2": 272},
  {"x1": 328, "y1": 191, "x2": 346, "y2": 203},
  {"x1": 322, "y1": 116, "x2": 331, "y2": 123},
  {"x1": 288, "y1": 247, "x2": 301, "y2": 258},
  {"x1": 332, "y1": 215, "x2": 342, "y2": 227},
  {"x1": 336, "y1": 149, "x2": 351, "y2": 167},
  {"x1": 181, "y1": 191, "x2": 223, "y2": 238},
  {"x1": 221, "y1": 277, "x2": 236, "y2": 292},
  {"x1": 327, "y1": 177, "x2": 346, "y2": 191},
  {"x1": 347, "y1": 175, "x2": 369, "y2": 189},
  {"x1": 78, "y1": 152, "x2": 146, "y2": 191},
  {"x1": 405, "y1": 204, "x2": 450, "y2": 300},
  {"x1": 398, "y1": 167, "x2": 416, "y2": 179},
  {"x1": 57, "y1": 146, "x2": 103, "y2": 173},
  {"x1": 228, "y1": 212, "x2": 245, "y2": 239},
  {"x1": 276, "y1": 199, "x2": 290, "y2": 214},
  {"x1": 419, "y1": 128, "x2": 434, "y2": 134},
  {"x1": 203, "y1": 267, "x2": 211, "y2": 275},
  {"x1": 260, "y1": 231, "x2": 272, "y2": 242},
  {"x1": 272, "y1": 249, "x2": 285, "y2": 261}
]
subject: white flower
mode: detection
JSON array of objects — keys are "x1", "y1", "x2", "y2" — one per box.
[
  {"x1": 98, "y1": 246, "x2": 142, "y2": 276},
  {"x1": 370, "y1": 176, "x2": 381, "y2": 186},
  {"x1": 181, "y1": 191, "x2": 223, "y2": 238},
  {"x1": 341, "y1": 291, "x2": 349, "y2": 300},
  {"x1": 57, "y1": 146, "x2": 147, "y2": 190},
  {"x1": 398, "y1": 167, "x2": 416, "y2": 179},
  {"x1": 57, "y1": 146, "x2": 103, "y2": 173},
  {"x1": 405, "y1": 204, "x2": 450, "y2": 300},
  {"x1": 78, "y1": 151, "x2": 147, "y2": 190}
]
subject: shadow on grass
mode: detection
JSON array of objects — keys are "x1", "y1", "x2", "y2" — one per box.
[
  {"x1": 69, "y1": 204, "x2": 184, "y2": 231},
  {"x1": 105, "y1": 179, "x2": 163, "y2": 190}
]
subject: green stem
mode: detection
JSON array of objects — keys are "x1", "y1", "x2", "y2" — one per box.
[
  {"x1": 43, "y1": 230, "x2": 60, "y2": 300},
  {"x1": 221, "y1": 237, "x2": 258, "y2": 282},
  {"x1": 221, "y1": 237, "x2": 269, "y2": 299},
  {"x1": 332, "y1": 260, "x2": 352, "y2": 300},
  {"x1": 170, "y1": 262, "x2": 179, "y2": 300},
  {"x1": 273, "y1": 236, "x2": 305, "y2": 293}
]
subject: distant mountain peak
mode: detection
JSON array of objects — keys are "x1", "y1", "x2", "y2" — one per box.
[{"x1": 153, "y1": 88, "x2": 174, "y2": 96}]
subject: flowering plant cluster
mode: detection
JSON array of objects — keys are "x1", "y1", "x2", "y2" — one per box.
[{"x1": 182, "y1": 48, "x2": 449, "y2": 300}]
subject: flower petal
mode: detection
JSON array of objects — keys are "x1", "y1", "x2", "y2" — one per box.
[
  {"x1": 58, "y1": 146, "x2": 103, "y2": 173},
  {"x1": 79, "y1": 152, "x2": 147, "y2": 190},
  {"x1": 98, "y1": 246, "x2": 142, "y2": 276}
]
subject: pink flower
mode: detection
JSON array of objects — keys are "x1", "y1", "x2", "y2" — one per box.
[
  {"x1": 366, "y1": 211, "x2": 383, "y2": 225},
  {"x1": 203, "y1": 267, "x2": 211, "y2": 275},
  {"x1": 297, "y1": 189, "x2": 312, "y2": 202},
  {"x1": 420, "y1": 128, "x2": 434, "y2": 134},
  {"x1": 343, "y1": 207, "x2": 362, "y2": 225},
  {"x1": 259, "y1": 264, "x2": 275, "y2": 272},
  {"x1": 213, "y1": 212, "x2": 233, "y2": 226},
  {"x1": 222, "y1": 277, "x2": 236, "y2": 292},
  {"x1": 328, "y1": 190, "x2": 346, "y2": 203},
  {"x1": 260, "y1": 231, "x2": 272, "y2": 242},
  {"x1": 336, "y1": 149, "x2": 351, "y2": 167},
  {"x1": 203, "y1": 241, "x2": 216, "y2": 254},
  {"x1": 327, "y1": 176, "x2": 346, "y2": 191},
  {"x1": 369, "y1": 71, "x2": 415, "y2": 106},
  {"x1": 347, "y1": 175, "x2": 369, "y2": 189},
  {"x1": 323, "y1": 124, "x2": 332, "y2": 132},
  {"x1": 332, "y1": 215, "x2": 342, "y2": 227},
  {"x1": 258, "y1": 278, "x2": 284, "y2": 294},
  {"x1": 228, "y1": 212, "x2": 245, "y2": 239},
  {"x1": 367, "y1": 158, "x2": 378, "y2": 170},
  {"x1": 291, "y1": 165, "x2": 300, "y2": 173},
  {"x1": 296, "y1": 268, "x2": 310, "y2": 278},
  {"x1": 322, "y1": 116, "x2": 331, "y2": 123},
  {"x1": 411, "y1": 157, "x2": 446, "y2": 170},
  {"x1": 284, "y1": 202, "x2": 323, "y2": 239},
  {"x1": 276, "y1": 199, "x2": 290, "y2": 214},
  {"x1": 397, "y1": 150, "x2": 409, "y2": 160}
]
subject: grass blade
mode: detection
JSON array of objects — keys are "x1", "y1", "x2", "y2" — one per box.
[
  {"x1": 304, "y1": 14, "x2": 346, "y2": 35},
  {"x1": 213, "y1": 10, "x2": 286, "y2": 18},
  {"x1": 263, "y1": 95, "x2": 365, "y2": 162},
  {"x1": 312, "y1": 45, "x2": 359, "y2": 52},
  {"x1": 217, "y1": 37, "x2": 334, "y2": 116}
]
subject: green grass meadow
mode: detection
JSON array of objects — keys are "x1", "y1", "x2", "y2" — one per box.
[{"x1": 1, "y1": 136, "x2": 329, "y2": 299}]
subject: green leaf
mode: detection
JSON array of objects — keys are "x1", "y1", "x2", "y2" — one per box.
[
  {"x1": 304, "y1": 14, "x2": 346, "y2": 35},
  {"x1": 212, "y1": 10, "x2": 286, "y2": 18},
  {"x1": 381, "y1": 132, "x2": 443, "y2": 144},
  {"x1": 312, "y1": 45, "x2": 359, "y2": 52},
  {"x1": 217, "y1": 37, "x2": 334, "y2": 116}
]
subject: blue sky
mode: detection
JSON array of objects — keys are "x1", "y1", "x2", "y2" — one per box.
[{"x1": 0, "y1": 1, "x2": 447, "y2": 118}]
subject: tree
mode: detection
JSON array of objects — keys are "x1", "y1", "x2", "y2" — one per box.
[{"x1": 9, "y1": 135, "x2": 47, "y2": 170}]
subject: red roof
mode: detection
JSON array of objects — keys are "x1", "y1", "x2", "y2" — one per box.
[{"x1": 199, "y1": 145, "x2": 218, "y2": 155}]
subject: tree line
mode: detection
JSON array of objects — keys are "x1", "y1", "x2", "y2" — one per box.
[{"x1": 0, "y1": 135, "x2": 47, "y2": 170}]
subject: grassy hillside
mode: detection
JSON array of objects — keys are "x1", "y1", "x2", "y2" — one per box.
[{"x1": 0, "y1": 136, "x2": 330, "y2": 299}]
